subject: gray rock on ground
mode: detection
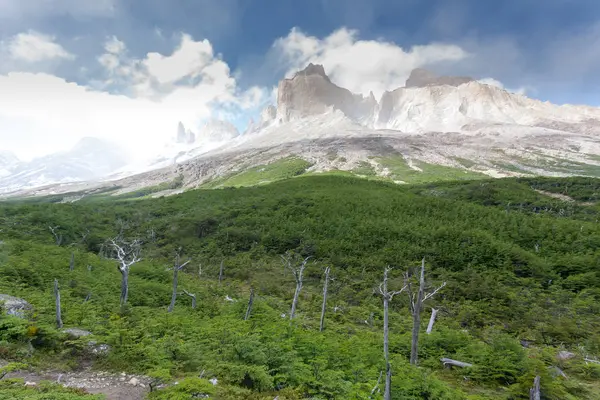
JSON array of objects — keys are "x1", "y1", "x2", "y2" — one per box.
[{"x1": 0, "y1": 294, "x2": 32, "y2": 318}]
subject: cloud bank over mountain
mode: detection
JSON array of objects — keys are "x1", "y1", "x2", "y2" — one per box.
[{"x1": 1, "y1": 0, "x2": 600, "y2": 162}]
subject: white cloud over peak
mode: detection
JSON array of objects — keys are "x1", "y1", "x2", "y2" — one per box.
[
  {"x1": 274, "y1": 27, "x2": 469, "y2": 99},
  {"x1": 0, "y1": 32, "x2": 266, "y2": 161},
  {"x1": 2, "y1": 31, "x2": 74, "y2": 62}
]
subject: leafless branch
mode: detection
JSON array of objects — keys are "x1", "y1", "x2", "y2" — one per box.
[{"x1": 49, "y1": 226, "x2": 63, "y2": 246}]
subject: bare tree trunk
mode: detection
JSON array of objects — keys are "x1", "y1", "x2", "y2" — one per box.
[
  {"x1": 120, "y1": 269, "x2": 129, "y2": 306},
  {"x1": 410, "y1": 259, "x2": 426, "y2": 365},
  {"x1": 320, "y1": 267, "x2": 331, "y2": 332},
  {"x1": 426, "y1": 308, "x2": 438, "y2": 334},
  {"x1": 282, "y1": 254, "x2": 310, "y2": 321},
  {"x1": 69, "y1": 253, "x2": 75, "y2": 271},
  {"x1": 383, "y1": 289, "x2": 391, "y2": 400},
  {"x1": 290, "y1": 281, "x2": 302, "y2": 320},
  {"x1": 441, "y1": 358, "x2": 473, "y2": 368},
  {"x1": 370, "y1": 370, "x2": 383, "y2": 397},
  {"x1": 54, "y1": 279, "x2": 63, "y2": 329},
  {"x1": 377, "y1": 267, "x2": 407, "y2": 400},
  {"x1": 218, "y1": 260, "x2": 224, "y2": 283},
  {"x1": 530, "y1": 376, "x2": 540, "y2": 400},
  {"x1": 168, "y1": 266, "x2": 179, "y2": 313},
  {"x1": 181, "y1": 290, "x2": 196, "y2": 309},
  {"x1": 244, "y1": 288, "x2": 254, "y2": 321},
  {"x1": 108, "y1": 236, "x2": 142, "y2": 307}
]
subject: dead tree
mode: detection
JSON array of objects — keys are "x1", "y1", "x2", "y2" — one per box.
[
  {"x1": 378, "y1": 267, "x2": 407, "y2": 400},
  {"x1": 426, "y1": 308, "x2": 438, "y2": 334},
  {"x1": 69, "y1": 229, "x2": 90, "y2": 247},
  {"x1": 108, "y1": 237, "x2": 142, "y2": 306},
  {"x1": 49, "y1": 226, "x2": 63, "y2": 246},
  {"x1": 370, "y1": 370, "x2": 383, "y2": 398},
  {"x1": 181, "y1": 289, "x2": 197, "y2": 309},
  {"x1": 167, "y1": 251, "x2": 191, "y2": 313},
  {"x1": 244, "y1": 288, "x2": 254, "y2": 321},
  {"x1": 320, "y1": 266, "x2": 332, "y2": 332},
  {"x1": 405, "y1": 258, "x2": 446, "y2": 365},
  {"x1": 69, "y1": 253, "x2": 75, "y2": 272},
  {"x1": 218, "y1": 259, "x2": 224, "y2": 283},
  {"x1": 441, "y1": 358, "x2": 473, "y2": 368},
  {"x1": 530, "y1": 376, "x2": 541, "y2": 400},
  {"x1": 281, "y1": 252, "x2": 311, "y2": 321},
  {"x1": 54, "y1": 279, "x2": 63, "y2": 329}
]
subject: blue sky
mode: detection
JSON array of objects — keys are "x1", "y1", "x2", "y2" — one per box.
[{"x1": 1, "y1": 0, "x2": 599, "y2": 159}]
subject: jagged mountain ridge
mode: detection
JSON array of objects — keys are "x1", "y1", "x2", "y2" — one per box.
[
  {"x1": 4, "y1": 64, "x2": 600, "y2": 198},
  {"x1": 275, "y1": 64, "x2": 600, "y2": 134}
]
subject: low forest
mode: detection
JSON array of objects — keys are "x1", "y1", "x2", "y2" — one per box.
[{"x1": 0, "y1": 175, "x2": 599, "y2": 399}]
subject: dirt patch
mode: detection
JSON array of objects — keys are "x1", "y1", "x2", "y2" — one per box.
[
  {"x1": 2, "y1": 363, "x2": 150, "y2": 400},
  {"x1": 534, "y1": 189, "x2": 576, "y2": 202}
]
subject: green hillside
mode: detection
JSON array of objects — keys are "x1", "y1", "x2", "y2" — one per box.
[{"x1": 1, "y1": 176, "x2": 600, "y2": 399}]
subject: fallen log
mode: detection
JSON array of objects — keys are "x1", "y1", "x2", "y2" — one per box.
[{"x1": 440, "y1": 358, "x2": 473, "y2": 368}]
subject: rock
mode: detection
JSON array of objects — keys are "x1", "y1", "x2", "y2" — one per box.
[
  {"x1": 62, "y1": 328, "x2": 93, "y2": 338},
  {"x1": 87, "y1": 341, "x2": 111, "y2": 355},
  {"x1": 276, "y1": 63, "x2": 377, "y2": 124},
  {"x1": 405, "y1": 68, "x2": 474, "y2": 88},
  {"x1": 0, "y1": 294, "x2": 32, "y2": 318},
  {"x1": 209, "y1": 377, "x2": 218, "y2": 385},
  {"x1": 24, "y1": 381, "x2": 36, "y2": 386},
  {"x1": 139, "y1": 383, "x2": 145, "y2": 388},
  {"x1": 557, "y1": 351, "x2": 576, "y2": 361},
  {"x1": 128, "y1": 377, "x2": 140, "y2": 386}
]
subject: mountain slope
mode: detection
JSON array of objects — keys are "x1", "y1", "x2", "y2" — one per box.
[
  {"x1": 4, "y1": 63, "x2": 600, "y2": 198},
  {"x1": 0, "y1": 137, "x2": 128, "y2": 194},
  {"x1": 1, "y1": 176, "x2": 600, "y2": 398}
]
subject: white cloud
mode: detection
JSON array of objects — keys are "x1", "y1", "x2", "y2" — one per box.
[
  {"x1": 2, "y1": 31, "x2": 74, "y2": 62},
  {"x1": 104, "y1": 36, "x2": 126, "y2": 55},
  {"x1": 273, "y1": 27, "x2": 469, "y2": 99},
  {"x1": 0, "y1": 32, "x2": 263, "y2": 161}
]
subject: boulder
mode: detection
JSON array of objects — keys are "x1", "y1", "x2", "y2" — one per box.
[
  {"x1": 62, "y1": 328, "x2": 93, "y2": 338},
  {"x1": 557, "y1": 351, "x2": 576, "y2": 361},
  {"x1": 87, "y1": 341, "x2": 111, "y2": 355},
  {"x1": 0, "y1": 294, "x2": 32, "y2": 318}
]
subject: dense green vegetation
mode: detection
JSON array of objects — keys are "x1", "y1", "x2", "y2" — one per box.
[
  {"x1": 1, "y1": 176, "x2": 600, "y2": 399},
  {"x1": 201, "y1": 157, "x2": 313, "y2": 188}
]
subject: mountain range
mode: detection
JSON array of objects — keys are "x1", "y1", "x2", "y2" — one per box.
[{"x1": 3, "y1": 64, "x2": 600, "y2": 198}]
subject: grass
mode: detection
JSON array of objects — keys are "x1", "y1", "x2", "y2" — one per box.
[
  {"x1": 201, "y1": 156, "x2": 313, "y2": 188},
  {"x1": 351, "y1": 161, "x2": 377, "y2": 176},
  {"x1": 376, "y1": 155, "x2": 488, "y2": 183}
]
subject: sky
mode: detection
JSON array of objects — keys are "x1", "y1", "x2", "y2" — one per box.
[{"x1": 1, "y1": 0, "x2": 599, "y2": 161}]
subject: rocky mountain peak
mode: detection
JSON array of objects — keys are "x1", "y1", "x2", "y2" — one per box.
[
  {"x1": 277, "y1": 64, "x2": 377, "y2": 123},
  {"x1": 176, "y1": 121, "x2": 196, "y2": 144},
  {"x1": 405, "y1": 68, "x2": 474, "y2": 88},
  {"x1": 294, "y1": 63, "x2": 330, "y2": 81}
]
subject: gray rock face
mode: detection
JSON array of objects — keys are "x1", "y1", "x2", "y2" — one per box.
[
  {"x1": 176, "y1": 122, "x2": 196, "y2": 144},
  {"x1": 62, "y1": 328, "x2": 93, "y2": 338},
  {"x1": 557, "y1": 351, "x2": 576, "y2": 361},
  {"x1": 277, "y1": 63, "x2": 377, "y2": 123},
  {"x1": 0, "y1": 294, "x2": 32, "y2": 318},
  {"x1": 405, "y1": 68, "x2": 474, "y2": 88}
]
